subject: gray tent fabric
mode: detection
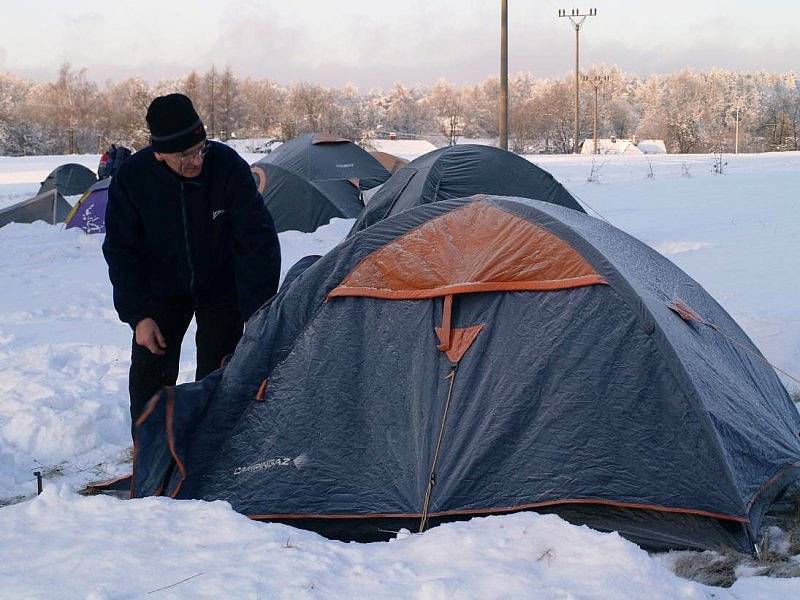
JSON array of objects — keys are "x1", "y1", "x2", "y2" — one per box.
[
  {"x1": 132, "y1": 195, "x2": 800, "y2": 554},
  {"x1": 350, "y1": 144, "x2": 583, "y2": 235},
  {"x1": 264, "y1": 133, "x2": 390, "y2": 190},
  {"x1": 38, "y1": 163, "x2": 97, "y2": 197},
  {"x1": 251, "y1": 161, "x2": 363, "y2": 233},
  {"x1": 0, "y1": 190, "x2": 72, "y2": 228}
]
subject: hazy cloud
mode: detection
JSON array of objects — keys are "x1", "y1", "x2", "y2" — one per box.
[{"x1": 1, "y1": 0, "x2": 798, "y2": 87}]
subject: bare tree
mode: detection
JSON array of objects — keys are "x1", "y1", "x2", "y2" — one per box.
[
  {"x1": 203, "y1": 66, "x2": 219, "y2": 138},
  {"x1": 182, "y1": 71, "x2": 202, "y2": 105},
  {"x1": 218, "y1": 67, "x2": 239, "y2": 140}
]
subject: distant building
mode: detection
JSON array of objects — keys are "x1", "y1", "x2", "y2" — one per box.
[
  {"x1": 635, "y1": 139, "x2": 668, "y2": 154},
  {"x1": 581, "y1": 137, "x2": 642, "y2": 155},
  {"x1": 581, "y1": 136, "x2": 667, "y2": 155},
  {"x1": 368, "y1": 139, "x2": 438, "y2": 160},
  {"x1": 225, "y1": 138, "x2": 282, "y2": 154},
  {"x1": 456, "y1": 137, "x2": 499, "y2": 147}
]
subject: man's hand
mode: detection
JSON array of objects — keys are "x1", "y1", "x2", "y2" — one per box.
[{"x1": 135, "y1": 317, "x2": 167, "y2": 355}]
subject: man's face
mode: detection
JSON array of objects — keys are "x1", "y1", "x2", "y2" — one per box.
[{"x1": 154, "y1": 139, "x2": 209, "y2": 178}]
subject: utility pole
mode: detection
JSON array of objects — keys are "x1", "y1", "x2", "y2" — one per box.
[
  {"x1": 499, "y1": 0, "x2": 509, "y2": 150},
  {"x1": 734, "y1": 102, "x2": 740, "y2": 154},
  {"x1": 582, "y1": 73, "x2": 609, "y2": 154},
  {"x1": 558, "y1": 8, "x2": 596, "y2": 153}
]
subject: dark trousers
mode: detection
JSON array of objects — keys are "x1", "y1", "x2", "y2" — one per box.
[{"x1": 129, "y1": 303, "x2": 243, "y2": 439}]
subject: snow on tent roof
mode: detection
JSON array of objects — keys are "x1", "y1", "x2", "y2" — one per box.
[
  {"x1": 64, "y1": 178, "x2": 111, "y2": 234},
  {"x1": 37, "y1": 163, "x2": 97, "y2": 197},
  {"x1": 131, "y1": 195, "x2": 800, "y2": 555},
  {"x1": 350, "y1": 144, "x2": 583, "y2": 235},
  {"x1": 251, "y1": 161, "x2": 363, "y2": 233},
  {"x1": 264, "y1": 133, "x2": 390, "y2": 190}
]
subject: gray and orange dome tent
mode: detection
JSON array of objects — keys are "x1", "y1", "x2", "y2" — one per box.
[
  {"x1": 253, "y1": 133, "x2": 391, "y2": 232},
  {"x1": 264, "y1": 132, "x2": 390, "y2": 191},
  {"x1": 350, "y1": 144, "x2": 583, "y2": 235},
  {"x1": 132, "y1": 195, "x2": 800, "y2": 553},
  {"x1": 250, "y1": 161, "x2": 364, "y2": 233}
]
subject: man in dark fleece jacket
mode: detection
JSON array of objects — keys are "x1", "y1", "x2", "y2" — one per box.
[{"x1": 102, "y1": 94, "x2": 280, "y2": 439}]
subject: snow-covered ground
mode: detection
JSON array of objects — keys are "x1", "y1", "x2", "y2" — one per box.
[
  {"x1": 0, "y1": 151, "x2": 798, "y2": 598},
  {"x1": 5, "y1": 488, "x2": 797, "y2": 600}
]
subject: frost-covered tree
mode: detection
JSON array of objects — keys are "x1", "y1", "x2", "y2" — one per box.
[
  {"x1": 1, "y1": 65, "x2": 798, "y2": 155},
  {"x1": 428, "y1": 80, "x2": 465, "y2": 145},
  {"x1": 381, "y1": 83, "x2": 434, "y2": 136}
]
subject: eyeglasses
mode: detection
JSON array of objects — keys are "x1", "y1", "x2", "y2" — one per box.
[{"x1": 177, "y1": 140, "x2": 211, "y2": 168}]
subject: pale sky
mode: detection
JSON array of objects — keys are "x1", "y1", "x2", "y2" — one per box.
[{"x1": 1, "y1": 0, "x2": 798, "y2": 88}]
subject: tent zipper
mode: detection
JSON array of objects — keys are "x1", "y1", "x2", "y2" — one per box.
[{"x1": 419, "y1": 363, "x2": 458, "y2": 533}]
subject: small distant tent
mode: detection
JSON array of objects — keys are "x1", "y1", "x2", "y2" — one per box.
[
  {"x1": 38, "y1": 163, "x2": 97, "y2": 197},
  {"x1": 368, "y1": 151, "x2": 408, "y2": 174},
  {"x1": 251, "y1": 162, "x2": 363, "y2": 233},
  {"x1": 0, "y1": 190, "x2": 72, "y2": 228},
  {"x1": 64, "y1": 178, "x2": 111, "y2": 233},
  {"x1": 264, "y1": 133, "x2": 390, "y2": 190},
  {"x1": 131, "y1": 195, "x2": 800, "y2": 554},
  {"x1": 350, "y1": 144, "x2": 583, "y2": 235}
]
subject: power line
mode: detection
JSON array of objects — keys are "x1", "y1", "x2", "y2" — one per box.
[
  {"x1": 558, "y1": 8, "x2": 597, "y2": 154},
  {"x1": 582, "y1": 73, "x2": 609, "y2": 154}
]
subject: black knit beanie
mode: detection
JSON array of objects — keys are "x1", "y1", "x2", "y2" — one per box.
[{"x1": 146, "y1": 93, "x2": 206, "y2": 153}]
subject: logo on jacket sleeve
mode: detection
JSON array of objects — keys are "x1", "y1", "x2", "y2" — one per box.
[{"x1": 212, "y1": 209, "x2": 226, "y2": 220}]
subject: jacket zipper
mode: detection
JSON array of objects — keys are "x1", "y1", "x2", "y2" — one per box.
[{"x1": 178, "y1": 182, "x2": 197, "y2": 301}]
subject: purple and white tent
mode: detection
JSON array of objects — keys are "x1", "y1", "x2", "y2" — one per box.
[{"x1": 64, "y1": 178, "x2": 110, "y2": 234}]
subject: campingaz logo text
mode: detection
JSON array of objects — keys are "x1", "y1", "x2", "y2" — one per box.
[{"x1": 233, "y1": 453, "x2": 309, "y2": 476}]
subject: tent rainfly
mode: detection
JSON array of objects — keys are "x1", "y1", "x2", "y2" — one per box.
[
  {"x1": 264, "y1": 133, "x2": 390, "y2": 191},
  {"x1": 350, "y1": 144, "x2": 584, "y2": 235},
  {"x1": 132, "y1": 195, "x2": 800, "y2": 555},
  {"x1": 0, "y1": 190, "x2": 72, "y2": 228},
  {"x1": 251, "y1": 161, "x2": 363, "y2": 233},
  {"x1": 38, "y1": 163, "x2": 97, "y2": 197}
]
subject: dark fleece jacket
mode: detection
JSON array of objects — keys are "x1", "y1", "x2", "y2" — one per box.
[{"x1": 102, "y1": 141, "x2": 280, "y2": 327}]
